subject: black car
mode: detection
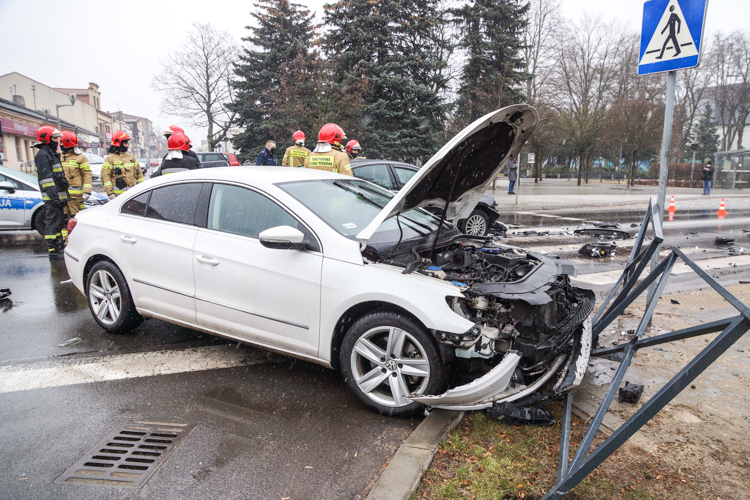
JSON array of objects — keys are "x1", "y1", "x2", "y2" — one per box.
[
  {"x1": 195, "y1": 152, "x2": 230, "y2": 168},
  {"x1": 350, "y1": 159, "x2": 501, "y2": 236}
]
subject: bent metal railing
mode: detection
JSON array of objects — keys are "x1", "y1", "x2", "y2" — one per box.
[{"x1": 541, "y1": 196, "x2": 750, "y2": 499}]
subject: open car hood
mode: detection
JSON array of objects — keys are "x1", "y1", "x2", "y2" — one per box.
[{"x1": 356, "y1": 104, "x2": 537, "y2": 245}]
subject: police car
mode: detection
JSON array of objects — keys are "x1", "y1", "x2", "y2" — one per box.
[
  {"x1": 0, "y1": 166, "x2": 107, "y2": 235},
  {"x1": 0, "y1": 166, "x2": 45, "y2": 235}
]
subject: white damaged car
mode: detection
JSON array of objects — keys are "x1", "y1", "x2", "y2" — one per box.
[{"x1": 64, "y1": 105, "x2": 594, "y2": 416}]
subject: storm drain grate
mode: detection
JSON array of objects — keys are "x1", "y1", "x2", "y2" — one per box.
[{"x1": 56, "y1": 421, "x2": 194, "y2": 488}]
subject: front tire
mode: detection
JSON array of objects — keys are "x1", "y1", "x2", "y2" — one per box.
[
  {"x1": 459, "y1": 210, "x2": 489, "y2": 236},
  {"x1": 32, "y1": 207, "x2": 45, "y2": 236},
  {"x1": 86, "y1": 261, "x2": 143, "y2": 333},
  {"x1": 340, "y1": 310, "x2": 449, "y2": 417}
]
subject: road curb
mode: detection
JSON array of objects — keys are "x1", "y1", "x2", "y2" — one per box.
[{"x1": 366, "y1": 409, "x2": 464, "y2": 500}]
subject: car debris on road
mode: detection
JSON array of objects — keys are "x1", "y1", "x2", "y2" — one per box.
[
  {"x1": 578, "y1": 242, "x2": 617, "y2": 258},
  {"x1": 574, "y1": 228, "x2": 631, "y2": 240}
]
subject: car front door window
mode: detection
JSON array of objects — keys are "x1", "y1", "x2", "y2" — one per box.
[{"x1": 352, "y1": 164, "x2": 394, "y2": 190}]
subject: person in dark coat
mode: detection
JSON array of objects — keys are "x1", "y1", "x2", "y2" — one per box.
[
  {"x1": 702, "y1": 160, "x2": 715, "y2": 195},
  {"x1": 507, "y1": 160, "x2": 519, "y2": 194},
  {"x1": 32, "y1": 126, "x2": 69, "y2": 259},
  {"x1": 256, "y1": 141, "x2": 277, "y2": 166}
]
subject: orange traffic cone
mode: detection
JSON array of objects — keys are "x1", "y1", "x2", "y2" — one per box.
[
  {"x1": 668, "y1": 195, "x2": 676, "y2": 213},
  {"x1": 717, "y1": 198, "x2": 727, "y2": 216}
]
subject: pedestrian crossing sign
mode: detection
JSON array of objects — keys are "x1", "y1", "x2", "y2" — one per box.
[{"x1": 639, "y1": 0, "x2": 708, "y2": 75}]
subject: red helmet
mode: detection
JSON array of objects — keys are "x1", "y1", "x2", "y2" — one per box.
[
  {"x1": 60, "y1": 131, "x2": 78, "y2": 148},
  {"x1": 346, "y1": 140, "x2": 361, "y2": 154},
  {"x1": 36, "y1": 126, "x2": 62, "y2": 144},
  {"x1": 293, "y1": 130, "x2": 305, "y2": 142},
  {"x1": 318, "y1": 123, "x2": 344, "y2": 145},
  {"x1": 112, "y1": 131, "x2": 131, "y2": 147},
  {"x1": 164, "y1": 125, "x2": 185, "y2": 137},
  {"x1": 167, "y1": 132, "x2": 190, "y2": 152}
]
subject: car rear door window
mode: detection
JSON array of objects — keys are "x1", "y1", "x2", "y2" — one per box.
[
  {"x1": 393, "y1": 166, "x2": 417, "y2": 187},
  {"x1": 145, "y1": 183, "x2": 204, "y2": 225},
  {"x1": 352, "y1": 164, "x2": 394, "y2": 190},
  {"x1": 207, "y1": 183, "x2": 319, "y2": 250},
  {"x1": 121, "y1": 191, "x2": 150, "y2": 216}
]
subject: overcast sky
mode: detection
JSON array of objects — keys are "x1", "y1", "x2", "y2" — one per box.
[{"x1": 0, "y1": 0, "x2": 746, "y2": 148}]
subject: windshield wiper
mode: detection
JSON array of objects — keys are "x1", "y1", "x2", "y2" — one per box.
[{"x1": 332, "y1": 180, "x2": 387, "y2": 209}]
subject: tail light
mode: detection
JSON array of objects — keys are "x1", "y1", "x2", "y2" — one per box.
[{"x1": 67, "y1": 217, "x2": 77, "y2": 235}]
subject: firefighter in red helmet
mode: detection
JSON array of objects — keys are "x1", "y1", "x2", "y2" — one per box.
[
  {"x1": 345, "y1": 140, "x2": 363, "y2": 160},
  {"x1": 160, "y1": 125, "x2": 199, "y2": 167},
  {"x1": 304, "y1": 123, "x2": 352, "y2": 176},
  {"x1": 151, "y1": 132, "x2": 202, "y2": 176},
  {"x1": 32, "y1": 126, "x2": 69, "y2": 259},
  {"x1": 282, "y1": 130, "x2": 310, "y2": 167},
  {"x1": 59, "y1": 131, "x2": 91, "y2": 242},
  {"x1": 102, "y1": 131, "x2": 144, "y2": 198}
]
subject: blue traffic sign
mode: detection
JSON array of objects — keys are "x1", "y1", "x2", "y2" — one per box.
[{"x1": 639, "y1": 0, "x2": 709, "y2": 75}]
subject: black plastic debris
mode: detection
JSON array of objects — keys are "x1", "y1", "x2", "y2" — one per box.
[
  {"x1": 579, "y1": 242, "x2": 616, "y2": 258},
  {"x1": 574, "y1": 228, "x2": 631, "y2": 240},
  {"x1": 594, "y1": 222, "x2": 620, "y2": 228},
  {"x1": 630, "y1": 223, "x2": 640, "y2": 227},
  {"x1": 715, "y1": 237, "x2": 735, "y2": 246},
  {"x1": 485, "y1": 401, "x2": 556, "y2": 426},
  {"x1": 618, "y1": 381, "x2": 644, "y2": 404},
  {"x1": 670, "y1": 299, "x2": 680, "y2": 305},
  {"x1": 491, "y1": 221, "x2": 509, "y2": 234},
  {"x1": 0, "y1": 289, "x2": 10, "y2": 301},
  {"x1": 728, "y1": 246, "x2": 745, "y2": 256}
]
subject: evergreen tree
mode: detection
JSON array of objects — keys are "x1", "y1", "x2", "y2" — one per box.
[
  {"x1": 230, "y1": 0, "x2": 315, "y2": 160},
  {"x1": 324, "y1": 0, "x2": 451, "y2": 163},
  {"x1": 695, "y1": 103, "x2": 719, "y2": 162},
  {"x1": 452, "y1": 0, "x2": 530, "y2": 128}
]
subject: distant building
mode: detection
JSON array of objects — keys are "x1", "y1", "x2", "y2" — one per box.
[{"x1": 110, "y1": 112, "x2": 156, "y2": 158}]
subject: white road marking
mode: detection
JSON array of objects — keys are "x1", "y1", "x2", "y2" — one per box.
[
  {"x1": 0, "y1": 345, "x2": 265, "y2": 394},
  {"x1": 572, "y1": 255, "x2": 750, "y2": 286}
]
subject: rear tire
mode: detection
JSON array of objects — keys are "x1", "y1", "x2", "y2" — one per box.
[
  {"x1": 340, "y1": 310, "x2": 449, "y2": 417},
  {"x1": 86, "y1": 260, "x2": 143, "y2": 333}
]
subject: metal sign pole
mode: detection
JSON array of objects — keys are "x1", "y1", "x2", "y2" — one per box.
[{"x1": 648, "y1": 70, "x2": 677, "y2": 301}]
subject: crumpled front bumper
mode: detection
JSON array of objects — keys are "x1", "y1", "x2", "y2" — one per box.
[{"x1": 409, "y1": 316, "x2": 592, "y2": 410}]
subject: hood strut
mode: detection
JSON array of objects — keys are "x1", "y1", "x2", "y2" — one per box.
[{"x1": 429, "y1": 146, "x2": 467, "y2": 262}]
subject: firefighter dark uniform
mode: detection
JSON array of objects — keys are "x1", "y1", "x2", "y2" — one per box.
[
  {"x1": 282, "y1": 144, "x2": 310, "y2": 167},
  {"x1": 32, "y1": 126, "x2": 69, "y2": 258},
  {"x1": 102, "y1": 131, "x2": 144, "y2": 198},
  {"x1": 304, "y1": 123, "x2": 352, "y2": 176},
  {"x1": 152, "y1": 132, "x2": 202, "y2": 176}
]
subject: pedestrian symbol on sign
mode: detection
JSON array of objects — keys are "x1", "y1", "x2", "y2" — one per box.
[{"x1": 639, "y1": 0, "x2": 699, "y2": 68}]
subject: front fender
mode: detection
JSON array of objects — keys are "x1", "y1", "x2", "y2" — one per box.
[{"x1": 319, "y1": 258, "x2": 474, "y2": 362}]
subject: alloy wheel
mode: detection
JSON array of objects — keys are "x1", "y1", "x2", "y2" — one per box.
[
  {"x1": 350, "y1": 326, "x2": 431, "y2": 407},
  {"x1": 88, "y1": 269, "x2": 121, "y2": 326},
  {"x1": 465, "y1": 214, "x2": 487, "y2": 235}
]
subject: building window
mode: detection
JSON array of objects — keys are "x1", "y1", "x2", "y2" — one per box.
[
  {"x1": 15, "y1": 136, "x2": 22, "y2": 161},
  {"x1": 24, "y1": 140, "x2": 30, "y2": 161}
]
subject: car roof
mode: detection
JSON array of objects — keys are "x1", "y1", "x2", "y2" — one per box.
[
  {"x1": 0, "y1": 166, "x2": 39, "y2": 185},
  {"x1": 148, "y1": 165, "x2": 352, "y2": 190},
  {"x1": 350, "y1": 159, "x2": 417, "y2": 170}
]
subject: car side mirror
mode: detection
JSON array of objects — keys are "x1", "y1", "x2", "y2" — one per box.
[
  {"x1": 0, "y1": 181, "x2": 15, "y2": 194},
  {"x1": 259, "y1": 225, "x2": 308, "y2": 250}
]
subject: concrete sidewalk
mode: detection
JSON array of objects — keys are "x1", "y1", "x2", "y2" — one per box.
[{"x1": 488, "y1": 178, "x2": 750, "y2": 211}]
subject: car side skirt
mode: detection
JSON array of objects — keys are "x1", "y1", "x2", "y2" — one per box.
[{"x1": 136, "y1": 308, "x2": 334, "y2": 369}]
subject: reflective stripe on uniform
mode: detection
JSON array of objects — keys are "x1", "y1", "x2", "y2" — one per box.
[
  {"x1": 45, "y1": 234, "x2": 57, "y2": 239},
  {"x1": 39, "y1": 177, "x2": 54, "y2": 184},
  {"x1": 104, "y1": 182, "x2": 113, "y2": 186},
  {"x1": 83, "y1": 184, "x2": 92, "y2": 189},
  {"x1": 41, "y1": 182, "x2": 55, "y2": 188},
  {"x1": 137, "y1": 178, "x2": 145, "y2": 183}
]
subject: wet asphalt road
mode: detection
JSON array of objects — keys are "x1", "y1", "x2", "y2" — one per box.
[
  {"x1": 1, "y1": 205, "x2": 748, "y2": 499},
  {"x1": 0, "y1": 235, "x2": 419, "y2": 500}
]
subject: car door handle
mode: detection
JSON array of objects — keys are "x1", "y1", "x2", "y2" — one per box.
[
  {"x1": 120, "y1": 235, "x2": 137, "y2": 244},
  {"x1": 196, "y1": 255, "x2": 220, "y2": 266}
]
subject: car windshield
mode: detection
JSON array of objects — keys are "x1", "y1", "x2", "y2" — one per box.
[
  {"x1": 0, "y1": 166, "x2": 38, "y2": 186},
  {"x1": 278, "y1": 179, "x2": 452, "y2": 246},
  {"x1": 84, "y1": 153, "x2": 105, "y2": 163}
]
